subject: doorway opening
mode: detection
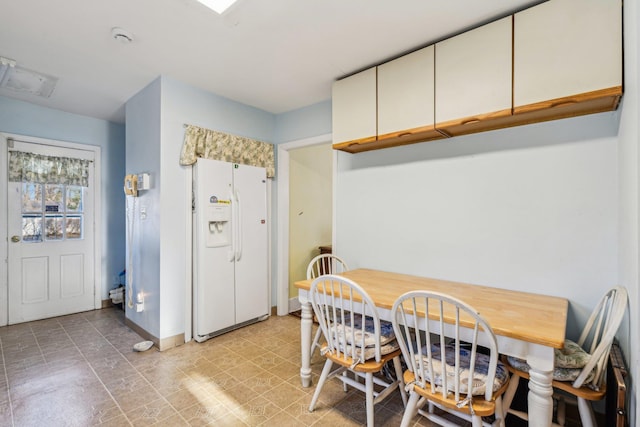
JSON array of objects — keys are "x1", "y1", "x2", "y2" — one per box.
[{"x1": 276, "y1": 133, "x2": 333, "y2": 315}]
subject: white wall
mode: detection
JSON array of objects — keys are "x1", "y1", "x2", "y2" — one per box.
[
  {"x1": 617, "y1": 0, "x2": 639, "y2": 422},
  {"x1": 336, "y1": 111, "x2": 619, "y2": 338}
]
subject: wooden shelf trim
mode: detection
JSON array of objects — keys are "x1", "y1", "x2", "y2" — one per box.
[
  {"x1": 514, "y1": 86, "x2": 623, "y2": 115},
  {"x1": 333, "y1": 87, "x2": 622, "y2": 153}
]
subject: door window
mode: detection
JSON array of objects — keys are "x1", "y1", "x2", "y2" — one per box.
[{"x1": 21, "y1": 183, "x2": 84, "y2": 242}]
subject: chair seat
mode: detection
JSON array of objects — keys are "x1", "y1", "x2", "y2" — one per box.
[
  {"x1": 326, "y1": 314, "x2": 399, "y2": 360},
  {"x1": 506, "y1": 354, "x2": 596, "y2": 384},
  {"x1": 330, "y1": 315, "x2": 396, "y2": 346},
  {"x1": 403, "y1": 370, "x2": 509, "y2": 417},
  {"x1": 502, "y1": 355, "x2": 607, "y2": 401},
  {"x1": 414, "y1": 343, "x2": 509, "y2": 396},
  {"x1": 554, "y1": 339, "x2": 592, "y2": 369},
  {"x1": 324, "y1": 347, "x2": 403, "y2": 373},
  {"x1": 328, "y1": 336, "x2": 400, "y2": 360}
]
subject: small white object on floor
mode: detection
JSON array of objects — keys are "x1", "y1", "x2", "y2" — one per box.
[{"x1": 133, "y1": 340, "x2": 154, "y2": 352}]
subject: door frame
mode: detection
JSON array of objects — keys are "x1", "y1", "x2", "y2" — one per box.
[
  {"x1": 0, "y1": 132, "x2": 102, "y2": 326},
  {"x1": 275, "y1": 133, "x2": 333, "y2": 316}
]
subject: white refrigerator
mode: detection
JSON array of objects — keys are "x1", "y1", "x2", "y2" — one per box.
[{"x1": 193, "y1": 158, "x2": 269, "y2": 341}]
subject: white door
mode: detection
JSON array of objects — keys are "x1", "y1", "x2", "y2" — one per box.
[
  {"x1": 233, "y1": 163, "x2": 268, "y2": 324},
  {"x1": 193, "y1": 158, "x2": 235, "y2": 337},
  {"x1": 7, "y1": 140, "x2": 95, "y2": 324}
]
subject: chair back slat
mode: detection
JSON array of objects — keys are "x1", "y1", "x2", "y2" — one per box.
[
  {"x1": 392, "y1": 291, "x2": 500, "y2": 403},
  {"x1": 310, "y1": 275, "x2": 383, "y2": 364},
  {"x1": 306, "y1": 254, "x2": 348, "y2": 279},
  {"x1": 573, "y1": 286, "x2": 628, "y2": 389}
]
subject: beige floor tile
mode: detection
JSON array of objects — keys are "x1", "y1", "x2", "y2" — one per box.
[
  {"x1": 232, "y1": 394, "x2": 282, "y2": 426},
  {"x1": 165, "y1": 387, "x2": 209, "y2": 413},
  {"x1": 258, "y1": 409, "x2": 300, "y2": 426},
  {"x1": 243, "y1": 371, "x2": 284, "y2": 396},
  {"x1": 312, "y1": 408, "x2": 363, "y2": 426},
  {"x1": 181, "y1": 396, "x2": 241, "y2": 426},
  {"x1": 0, "y1": 308, "x2": 429, "y2": 427},
  {"x1": 286, "y1": 394, "x2": 331, "y2": 425},
  {"x1": 226, "y1": 360, "x2": 269, "y2": 382},
  {"x1": 125, "y1": 397, "x2": 183, "y2": 426}
]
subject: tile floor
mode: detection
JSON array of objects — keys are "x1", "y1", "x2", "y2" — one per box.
[{"x1": 0, "y1": 308, "x2": 445, "y2": 426}]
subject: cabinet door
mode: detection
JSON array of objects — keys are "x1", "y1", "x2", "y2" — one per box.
[
  {"x1": 332, "y1": 68, "x2": 377, "y2": 147},
  {"x1": 514, "y1": 0, "x2": 622, "y2": 109},
  {"x1": 378, "y1": 46, "x2": 435, "y2": 138},
  {"x1": 435, "y1": 16, "x2": 512, "y2": 134}
]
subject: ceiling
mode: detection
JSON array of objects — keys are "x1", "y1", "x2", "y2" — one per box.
[{"x1": 0, "y1": 0, "x2": 542, "y2": 124}]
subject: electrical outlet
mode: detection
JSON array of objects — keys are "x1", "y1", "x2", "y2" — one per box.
[{"x1": 136, "y1": 292, "x2": 144, "y2": 312}]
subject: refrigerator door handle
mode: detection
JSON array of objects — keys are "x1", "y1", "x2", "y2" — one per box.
[
  {"x1": 235, "y1": 190, "x2": 242, "y2": 261},
  {"x1": 228, "y1": 188, "x2": 235, "y2": 262}
]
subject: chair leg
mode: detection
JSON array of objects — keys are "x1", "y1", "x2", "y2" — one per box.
[
  {"x1": 471, "y1": 414, "x2": 483, "y2": 427},
  {"x1": 365, "y1": 372, "x2": 374, "y2": 427},
  {"x1": 494, "y1": 396, "x2": 505, "y2": 427},
  {"x1": 577, "y1": 397, "x2": 597, "y2": 427},
  {"x1": 310, "y1": 326, "x2": 323, "y2": 356},
  {"x1": 309, "y1": 359, "x2": 333, "y2": 412},
  {"x1": 556, "y1": 394, "x2": 566, "y2": 426},
  {"x1": 393, "y1": 356, "x2": 408, "y2": 406},
  {"x1": 501, "y1": 374, "x2": 520, "y2": 418},
  {"x1": 400, "y1": 392, "x2": 421, "y2": 427}
]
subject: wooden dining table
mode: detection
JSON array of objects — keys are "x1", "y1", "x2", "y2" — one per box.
[{"x1": 295, "y1": 268, "x2": 568, "y2": 427}]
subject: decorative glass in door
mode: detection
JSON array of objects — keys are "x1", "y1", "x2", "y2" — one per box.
[{"x1": 21, "y1": 183, "x2": 84, "y2": 243}]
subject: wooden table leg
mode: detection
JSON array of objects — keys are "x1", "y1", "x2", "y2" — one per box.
[
  {"x1": 300, "y1": 299, "x2": 313, "y2": 387},
  {"x1": 527, "y1": 347, "x2": 555, "y2": 427}
]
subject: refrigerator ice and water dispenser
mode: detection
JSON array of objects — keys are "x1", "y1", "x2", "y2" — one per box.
[{"x1": 205, "y1": 203, "x2": 231, "y2": 247}]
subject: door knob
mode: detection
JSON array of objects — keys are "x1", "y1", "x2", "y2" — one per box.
[{"x1": 11, "y1": 235, "x2": 20, "y2": 242}]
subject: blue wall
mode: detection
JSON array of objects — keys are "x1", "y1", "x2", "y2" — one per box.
[
  {"x1": 275, "y1": 100, "x2": 332, "y2": 143},
  {"x1": 0, "y1": 83, "x2": 331, "y2": 335},
  {"x1": 0, "y1": 96, "x2": 127, "y2": 301}
]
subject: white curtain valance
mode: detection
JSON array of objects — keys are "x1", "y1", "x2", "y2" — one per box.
[
  {"x1": 180, "y1": 125, "x2": 275, "y2": 178},
  {"x1": 8, "y1": 151, "x2": 91, "y2": 187}
]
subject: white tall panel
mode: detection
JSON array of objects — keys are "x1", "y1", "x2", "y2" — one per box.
[
  {"x1": 60, "y1": 254, "x2": 83, "y2": 297},
  {"x1": 332, "y1": 68, "x2": 377, "y2": 145},
  {"x1": 435, "y1": 16, "x2": 512, "y2": 124},
  {"x1": 378, "y1": 46, "x2": 435, "y2": 136},
  {"x1": 232, "y1": 164, "x2": 268, "y2": 324},
  {"x1": 514, "y1": 0, "x2": 622, "y2": 107},
  {"x1": 22, "y1": 257, "x2": 48, "y2": 303},
  {"x1": 194, "y1": 159, "x2": 235, "y2": 337}
]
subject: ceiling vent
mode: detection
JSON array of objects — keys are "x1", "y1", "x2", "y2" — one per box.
[
  {"x1": 0, "y1": 56, "x2": 58, "y2": 98},
  {"x1": 111, "y1": 27, "x2": 134, "y2": 44}
]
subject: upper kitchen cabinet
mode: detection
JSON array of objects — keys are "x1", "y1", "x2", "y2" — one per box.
[
  {"x1": 332, "y1": 68, "x2": 377, "y2": 152},
  {"x1": 331, "y1": 0, "x2": 623, "y2": 154},
  {"x1": 377, "y1": 46, "x2": 443, "y2": 149},
  {"x1": 435, "y1": 16, "x2": 513, "y2": 137},
  {"x1": 513, "y1": 0, "x2": 622, "y2": 121}
]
